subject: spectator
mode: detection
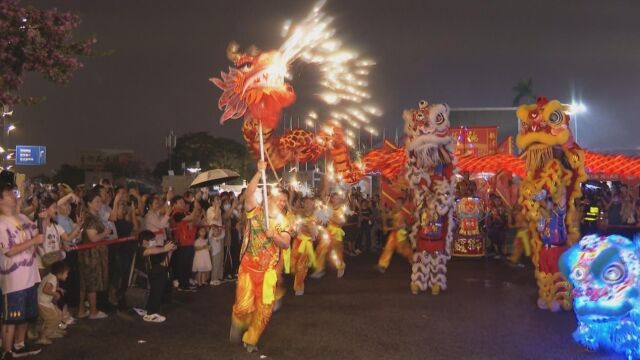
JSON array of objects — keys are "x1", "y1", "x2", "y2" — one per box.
[
  {"x1": 36, "y1": 195, "x2": 81, "y2": 276},
  {"x1": 223, "y1": 195, "x2": 241, "y2": 280},
  {"x1": 107, "y1": 190, "x2": 140, "y2": 309},
  {"x1": 171, "y1": 196, "x2": 200, "y2": 291},
  {"x1": 140, "y1": 230, "x2": 176, "y2": 323},
  {"x1": 370, "y1": 199, "x2": 383, "y2": 251},
  {"x1": 143, "y1": 193, "x2": 171, "y2": 249},
  {"x1": 486, "y1": 194, "x2": 509, "y2": 258},
  {"x1": 0, "y1": 181, "x2": 44, "y2": 358},
  {"x1": 77, "y1": 189, "x2": 112, "y2": 320},
  {"x1": 606, "y1": 185, "x2": 623, "y2": 225},
  {"x1": 209, "y1": 225, "x2": 225, "y2": 286},
  {"x1": 36, "y1": 261, "x2": 70, "y2": 345},
  {"x1": 97, "y1": 185, "x2": 118, "y2": 241},
  {"x1": 192, "y1": 227, "x2": 212, "y2": 286},
  {"x1": 357, "y1": 199, "x2": 372, "y2": 254}
]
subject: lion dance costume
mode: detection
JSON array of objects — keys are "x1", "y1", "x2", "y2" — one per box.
[
  {"x1": 230, "y1": 206, "x2": 291, "y2": 348},
  {"x1": 402, "y1": 100, "x2": 458, "y2": 295},
  {"x1": 516, "y1": 96, "x2": 587, "y2": 311},
  {"x1": 560, "y1": 234, "x2": 640, "y2": 359}
]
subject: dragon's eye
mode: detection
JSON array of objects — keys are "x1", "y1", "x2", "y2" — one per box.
[
  {"x1": 549, "y1": 110, "x2": 564, "y2": 125},
  {"x1": 240, "y1": 63, "x2": 253, "y2": 71},
  {"x1": 418, "y1": 100, "x2": 428, "y2": 109},
  {"x1": 435, "y1": 113, "x2": 445, "y2": 125},
  {"x1": 602, "y1": 263, "x2": 625, "y2": 284},
  {"x1": 572, "y1": 266, "x2": 587, "y2": 281},
  {"x1": 416, "y1": 112, "x2": 425, "y2": 121}
]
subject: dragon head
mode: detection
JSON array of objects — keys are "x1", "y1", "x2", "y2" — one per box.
[
  {"x1": 516, "y1": 97, "x2": 574, "y2": 166},
  {"x1": 560, "y1": 234, "x2": 640, "y2": 324},
  {"x1": 210, "y1": 42, "x2": 296, "y2": 129}
]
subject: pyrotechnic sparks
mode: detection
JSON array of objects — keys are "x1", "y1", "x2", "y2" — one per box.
[{"x1": 279, "y1": 0, "x2": 381, "y2": 146}]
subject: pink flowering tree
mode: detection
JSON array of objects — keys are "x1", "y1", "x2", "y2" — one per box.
[{"x1": 0, "y1": 0, "x2": 96, "y2": 107}]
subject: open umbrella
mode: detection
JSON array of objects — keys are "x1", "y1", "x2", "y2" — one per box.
[{"x1": 189, "y1": 169, "x2": 240, "y2": 188}]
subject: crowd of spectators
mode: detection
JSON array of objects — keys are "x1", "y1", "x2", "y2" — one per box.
[{"x1": 0, "y1": 173, "x2": 246, "y2": 360}]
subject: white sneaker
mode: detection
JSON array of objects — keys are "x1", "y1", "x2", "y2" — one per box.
[
  {"x1": 211, "y1": 280, "x2": 221, "y2": 286},
  {"x1": 172, "y1": 280, "x2": 179, "y2": 288},
  {"x1": 143, "y1": 313, "x2": 166, "y2": 323},
  {"x1": 133, "y1": 308, "x2": 148, "y2": 317},
  {"x1": 89, "y1": 311, "x2": 108, "y2": 320},
  {"x1": 189, "y1": 279, "x2": 197, "y2": 286}
]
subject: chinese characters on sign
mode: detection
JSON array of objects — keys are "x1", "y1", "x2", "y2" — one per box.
[
  {"x1": 449, "y1": 126, "x2": 498, "y2": 157},
  {"x1": 16, "y1": 145, "x2": 46, "y2": 166}
]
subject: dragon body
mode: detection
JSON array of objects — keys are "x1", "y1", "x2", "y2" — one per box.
[{"x1": 516, "y1": 96, "x2": 587, "y2": 311}]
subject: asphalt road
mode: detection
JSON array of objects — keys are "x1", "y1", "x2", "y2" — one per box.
[{"x1": 40, "y1": 253, "x2": 622, "y2": 360}]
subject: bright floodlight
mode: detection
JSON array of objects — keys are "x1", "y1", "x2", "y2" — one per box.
[
  {"x1": 0, "y1": 147, "x2": 5, "y2": 154},
  {"x1": 571, "y1": 102, "x2": 587, "y2": 114},
  {"x1": 7, "y1": 124, "x2": 16, "y2": 133}
]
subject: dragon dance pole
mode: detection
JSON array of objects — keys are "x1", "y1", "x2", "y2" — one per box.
[{"x1": 258, "y1": 121, "x2": 269, "y2": 228}]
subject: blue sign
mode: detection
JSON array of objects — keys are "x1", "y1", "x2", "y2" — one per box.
[{"x1": 16, "y1": 145, "x2": 46, "y2": 166}]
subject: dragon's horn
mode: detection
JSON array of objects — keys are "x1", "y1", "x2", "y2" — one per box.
[{"x1": 227, "y1": 41, "x2": 241, "y2": 63}]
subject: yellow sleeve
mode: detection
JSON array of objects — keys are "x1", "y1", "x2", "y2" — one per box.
[
  {"x1": 397, "y1": 228, "x2": 407, "y2": 242},
  {"x1": 245, "y1": 207, "x2": 260, "y2": 220}
]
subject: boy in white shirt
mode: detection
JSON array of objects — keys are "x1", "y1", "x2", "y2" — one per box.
[{"x1": 0, "y1": 182, "x2": 44, "y2": 359}]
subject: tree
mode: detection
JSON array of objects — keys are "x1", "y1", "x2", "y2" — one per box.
[
  {"x1": 104, "y1": 157, "x2": 148, "y2": 179},
  {"x1": 0, "y1": 0, "x2": 96, "y2": 106},
  {"x1": 512, "y1": 78, "x2": 536, "y2": 106},
  {"x1": 52, "y1": 163, "x2": 84, "y2": 187},
  {"x1": 153, "y1": 132, "x2": 251, "y2": 183}
]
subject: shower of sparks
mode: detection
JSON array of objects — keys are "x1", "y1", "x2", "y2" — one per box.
[{"x1": 279, "y1": 0, "x2": 381, "y2": 146}]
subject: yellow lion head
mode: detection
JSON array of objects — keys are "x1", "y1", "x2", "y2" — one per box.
[{"x1": 516, "y1": 97, "x2": 573, "y2": 152}]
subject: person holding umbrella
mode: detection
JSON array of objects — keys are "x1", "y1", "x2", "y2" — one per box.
[{"x1": 229, "y1": 160, "x2": 292, "y2": 353}]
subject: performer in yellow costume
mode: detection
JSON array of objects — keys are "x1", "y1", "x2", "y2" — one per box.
[
  {"x1": 312, "y1": 192, "x2": 347, "y2": 279},
  {"x1": 229, "y1": 160, "x2": 292, "y2": 353},
  {"x1": 291, "y1": 196, "x2": 318, "y2": 295},
  {"x1": 376, "y1": 211, "x2": 413, "y2": 273}
]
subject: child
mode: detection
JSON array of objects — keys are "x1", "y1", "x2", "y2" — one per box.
[
  {"x1": 209, "y1": 225, "x2": 225, "y2": 286},
  {"x1": 36, "y1": 261, "x2": 70, "y2": 345},
  {"x1": 192, "y1": 227, "x2": 212, "y2": 286}
]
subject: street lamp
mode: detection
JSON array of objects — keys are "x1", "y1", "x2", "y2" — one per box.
[
  {"x1": 570, "y1": 102, "x2": 587, "y2": 143},
  {"x1": 7, "y1": 124, "x2": 16, "y2": 134}
]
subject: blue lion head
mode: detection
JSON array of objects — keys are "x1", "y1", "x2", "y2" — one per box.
[{"x1": 559, "y1": 234, "x2": 640, "y2": 358}]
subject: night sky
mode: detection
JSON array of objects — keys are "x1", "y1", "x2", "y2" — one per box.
[{"x1": 15, "y1": 0, "x2": 640, "y2": 175}]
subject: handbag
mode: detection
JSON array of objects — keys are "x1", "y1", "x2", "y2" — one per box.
[{"x1": 42, "y1": 250, "x2": 65, "y2": 267}]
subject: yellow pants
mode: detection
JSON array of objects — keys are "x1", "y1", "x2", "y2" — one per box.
[
  {"x1": 231, "y1": 262, "x2": 276, "y2": 346},
  {"x1": 291, "y1": 237, "x2": 312, "y2": 292},
  {"x1": 509, "y1": 229, "x2": 531, "y2": 264},
  {"x1": 378, "y1": 232, "x2": 413, "y2": 269},
  {"x1": 315, "y1": 237, "x2": 344, "y2": 273}
]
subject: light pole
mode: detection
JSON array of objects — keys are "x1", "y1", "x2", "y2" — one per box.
[
  {"x1": 165, "y1": 130, "x2": 177, "y2": 174},
  {"x1": 1, "y1": 105, "x2": 14, "y2": 169},
  {"x1": 570, "y1": 102, "x2": 587, "y2": 144}
]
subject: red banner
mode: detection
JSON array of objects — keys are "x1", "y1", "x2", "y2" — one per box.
[{"x1": 450, "y1": 126, "x2": 498, "y2": 157}]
